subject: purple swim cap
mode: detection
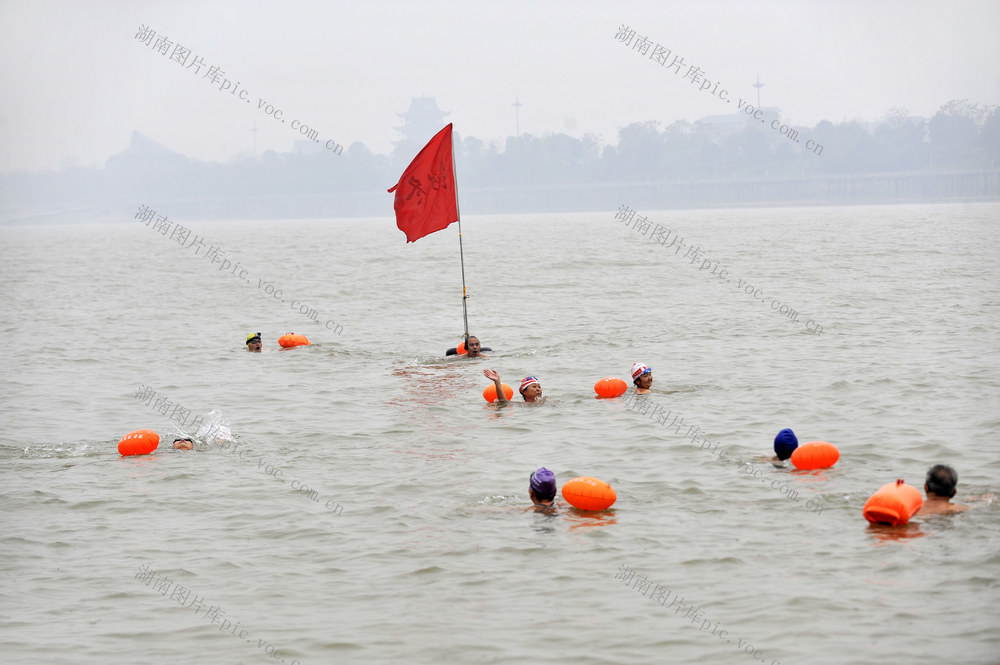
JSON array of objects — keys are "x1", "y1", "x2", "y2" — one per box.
[{"x1": 530, "y1": 467, "x2": 557, "y2": 501}]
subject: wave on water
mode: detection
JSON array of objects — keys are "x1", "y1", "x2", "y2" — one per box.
[
  {"x1": 9, "y1": 409, "x2": 234, "y2": 460},
  {"x1": 193, "y1": 409, "x2": 235, "y2": 446},
  {"x1": 19, "y1": 441, "x2": 103, "y2": 459}
]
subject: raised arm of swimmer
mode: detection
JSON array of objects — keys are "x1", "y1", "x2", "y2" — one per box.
[{"x1": 483, "y1": 369, "x2": 508, "y2": 403}]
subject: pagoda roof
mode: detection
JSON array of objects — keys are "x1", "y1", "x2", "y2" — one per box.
[{"x1": 397, "y1": 96, "x2": 449, "y2": 119}]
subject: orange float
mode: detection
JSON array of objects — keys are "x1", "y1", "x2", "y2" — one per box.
[
  {"x1": 483, "y1": 383, "x2": 514, "y2": 403},
  {"x1": 562, "y1": 476, "x2": 617, "y2": 511},
  {"x1": 118, "y1": 429, "x2": 159, "y2": 456},
  {"x1": 790, "y1": 441, "x2": 840, "y2": 470},
  {"x1": 278, "y1": 333, "x2": 310, "y2": 348},
  {"x1": 863, "y1": 479, "x2": 924, "y2": 526},
  {"x1": 455, "y1": 340, "x2": 467, "y2": 355},
  {"x1": 594, "y1": 377, "x2": 628, "y2": 398}
]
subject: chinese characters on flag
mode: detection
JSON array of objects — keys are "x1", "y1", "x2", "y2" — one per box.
[{"x1": 387, "y1": 124, "x2": 459, "y2": 243}]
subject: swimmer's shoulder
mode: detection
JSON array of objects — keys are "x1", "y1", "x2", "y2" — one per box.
[{"x1": 917, "y1": 503, "x2": 970, "y2": 517}]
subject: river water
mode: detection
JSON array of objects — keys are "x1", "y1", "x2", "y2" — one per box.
[{"x1": 1, "y1": 203, "x2": 998, "y2": 665}]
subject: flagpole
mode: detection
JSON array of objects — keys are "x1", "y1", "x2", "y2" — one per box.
[{"x1": 452, "y1": 127, "x2": 470, "y2": 344}]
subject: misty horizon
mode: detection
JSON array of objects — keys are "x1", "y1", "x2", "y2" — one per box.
[
  {"x1": 6, "y1": 94, "x2": 997, "y2": 175},
  {"x1": 1, "y1": 0, "x2": 998, "y2": 174}
]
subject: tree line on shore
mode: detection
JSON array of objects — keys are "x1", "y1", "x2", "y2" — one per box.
[{"x1": 1, "y1": 99, "x2": 997, "y2": 218}]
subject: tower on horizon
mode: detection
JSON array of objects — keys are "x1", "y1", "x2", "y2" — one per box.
[
  {"x1": 752, "y1": 75, "x2": 765, "y2": 109},
  {"x1": 393, "y1": 97, "x2": 449, "y2": 162}
]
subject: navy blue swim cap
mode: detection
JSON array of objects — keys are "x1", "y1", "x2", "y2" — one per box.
[{"x1": 774, "y1": 428, "x2": 799, "y2": 460}]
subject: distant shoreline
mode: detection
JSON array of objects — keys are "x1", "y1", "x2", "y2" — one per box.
[{"x1": 2, "y1": 169, "x2": 997, "y2": 224}]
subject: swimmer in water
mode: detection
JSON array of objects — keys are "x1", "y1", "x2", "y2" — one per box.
[
  {"x1": 483, "y1": 370, "x2": 545, "y2": 403},
  {"x1": 915, "y1": 464, "x2": 970, "y2": 516},
  {"x1": 172, "y1": 437, "x2": 194, "y2": 450},
  {"x1": 771, "y1": 428, "x2": 798, "y2": 463},
  {"x1": 631, "y1": 363, "x2": 652, "y2": 394},
  {"x1": 518, "y1": 376, "x2": 544, "y2": 403},
  {"x1": 529, "y1": 467, "x2": 558, "y2": 507},
  {"x1": 465, "y1": 336, "x2": 489, "y2": 358},
  {"x1": 246, "y1": 332, "x2": 262, "y2": 352},
  {"x1": 447, "y1": 335, "x2": 490, "y2": 357}
]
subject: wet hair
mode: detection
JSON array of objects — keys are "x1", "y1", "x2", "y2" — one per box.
[{"x1": 925, "y1": 464, "x2": 958, "y2": 498}]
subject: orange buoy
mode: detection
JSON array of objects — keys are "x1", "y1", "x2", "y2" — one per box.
[
  {"x1": 863, "y1": 479, "x2": 924, "y2": 526},
  {"x1": 278, "y1": 333, "x2": 310, "y2": 348},
  {"x1": 456, "y1": 340, "x2": 467, "y2": 355},
  {"x1": 594, "y1": 377, "x2": 628, "y2": 398},
  {"x1": 118, "y1": 429, "x2": 159, "y2": 456},
  {"x1": 562, "y1": 476, "x2": 617, "y2": 511},
  {"x1": 790, "y1": 441, "x2": 840, "y2": 470},
  {"x1": 483, "y1": 383, "x2": 514, "y2": 403}
]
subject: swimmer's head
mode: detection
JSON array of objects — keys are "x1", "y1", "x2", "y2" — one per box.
[
  {"x1": 466, "y1": 336, "x2": 482, "y2": 356},
  {"x1": 529, "y1": 467, "x2": 557, "y2": 503},
  {"x1": 246, "y1": 332, "x2": 262, "y2": 352},
  {"x1": 925, "y1": 464, "x2": 958, "y2": 498},
  {"x1": 519, "y1": 376, "x2": 542, "y2": 402},
  {"x1": 773, "y1": 428, "x2": 798, "y2": 460},
  {"x1": 172, "y1": 437, "x2": 194, "y2": 450},
  {"x1": 631, "y1": 362, "x2": 652, "y2": 389}
]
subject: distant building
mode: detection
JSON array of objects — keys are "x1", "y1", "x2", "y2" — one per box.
[
  {"x1": 695, "y1": 107, "x2": 783, "y2": 141},
  {"x1": 292, "y1": 140, "x2": 325, "y2": 156},
  {"x1": 858, "y1": 115, "x2": 927, "y2": 136},
  {"x1": 393, "y1": 97, "x2": 449, "y2": 161},
  {"x1": 105, "y1": 130, "x2": 188, "y2": 174}
]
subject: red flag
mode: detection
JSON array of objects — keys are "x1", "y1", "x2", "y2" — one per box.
[{"x1": 387, "y1": 124, "x2": 459, "y2": 243}]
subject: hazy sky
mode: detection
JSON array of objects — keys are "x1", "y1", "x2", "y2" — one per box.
[{"x1": 1, "y1": 0, "x2": 998, "y2": 172}]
